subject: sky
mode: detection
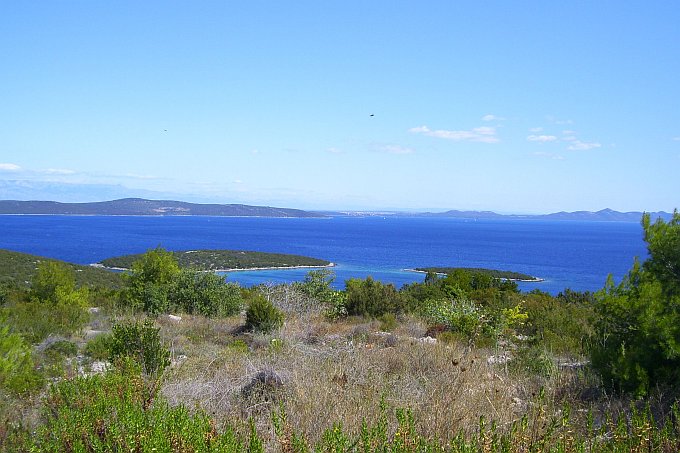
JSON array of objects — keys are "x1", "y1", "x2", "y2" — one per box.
[{"x1": 1, "y1": 1, "x2": 678, "y2": 213}]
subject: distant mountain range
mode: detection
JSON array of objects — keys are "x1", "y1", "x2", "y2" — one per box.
[
  {"x1": 0, "y1": 198, "x2": 673, "y2": 222},
  {"x1": 325, "y1": 208, "x2": 675, "y2": 222},
  {"x1": 0, "y1": 198, "x2": 325, "y2": 218},
  {"x1": 420, "y1": 208, "x2": 674, "y2": 222}
]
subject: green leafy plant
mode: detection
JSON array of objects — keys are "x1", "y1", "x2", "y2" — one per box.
[
  {"x1": 245, "y1": 295, "x2": 284, "y2": 333},
  {"x1": 344, "y1": 277, "x2": 404, "y2": 317},
  {"x1": 108, "y1": 319, "x2": 170, "y2": 377},
  {"x1": 84, "y1": 333, "x2": 113, "y2": 360},
  {"x1": 168, "y1": 269, "x2": 242, "y2": 317},
  {"x1": 0, "y1": 315, "x2": 44, "y2": 394},
  {"x1": 591, "y1": 211, "x2": 680, "y2": 396}
]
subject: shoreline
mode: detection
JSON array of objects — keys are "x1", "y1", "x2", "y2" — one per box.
[
  {"x1": 91, "y1": 262, "x2": 336, "y2": 273},
  {"x1": 403, "y1": 268, "x2": 544, "y2": 283}
]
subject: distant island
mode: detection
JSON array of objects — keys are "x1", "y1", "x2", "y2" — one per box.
[
  {"x1": 409, "y1": 267, "x2": 542, "y2": 282},
  {"x1": 0, "y1": 198, "x2": 673, "y2": 222},
  {"x1": 97, "y1": 249, "x2": 333, "y2": 272},
  {"x1": 0, "y1": 198, "x2": 325, "y2": 218},
  {"x1": 329, "y1": 208, "x2": 674, "y2": 222}
]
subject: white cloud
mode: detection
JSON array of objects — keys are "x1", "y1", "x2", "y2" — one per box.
[
  {"x1": 409, "y1": 125, "x2": 499, "y2": 143},
  {"x1": 378, "y1": 144, "x2": 414, "y2": 155},
  {"x1": 233, "y1": 179, "x2": 243, "y2": 184},
  {"x1": 327, "y1": 147, "x2": 343, "y2": 154},
  {"x1": 527, "y1": 134, "x2": 558, "y2": 143},
  {"x1": 482, "y1": 114, "x2": 505, "y2": 122},
  {"x1": 547, "y1": 116, "x2": 573, "y2": 125},
  {"x1": 529, "y1": 127, "x2": 543, "y2": 133},
  {"x1": 673, "y1": 137, "x2": 680, "y2": 141},
  {"x1": 0, "y1": 163, "x2": 21, "y2": 171},
  {"x1": 533, "y1": 151, "x2": 565, "y2": 160},
  {"x1": 567, "y1": 140, "x2": 601, "y2": 151},
  {"x1": 122, "y1": 173, "x2": 159, "y2": 180},
  {"x1": 43, "y1": 168, "x2": 76, "y2": 175}
]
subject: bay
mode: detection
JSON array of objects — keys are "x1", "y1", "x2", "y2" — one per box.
[{"x1": 0, "y1": 215, "x2": 647, "y2": 294}]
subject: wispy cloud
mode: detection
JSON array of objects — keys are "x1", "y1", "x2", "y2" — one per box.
[
  {"x1": 378, "y1": 144, "x2": 414, "y2": 155},
  {"x1": 527, "y1": 134, "x2": 558, "y2": 143},
  {"x1": 409, "y1": 125, "x2": 499, "y2": 143},
  {"x1": 567, "y1": 140, "x2": 601, "y2": 151},
  {"x1": 42, "y1": 168, "x2": 76, "y2": 175},
  {"x1": 482, "y1": 114, "x2": 505, "y2": 122},
  {"x1": 121, "y1": 173, "x2": 162, "y2": 180},
  {"x1": 327, "y1": 147, "x2": 344, "y2": 154},
  {"x1": 533, "y1": 151, "x2": 564, "y2": 160},
  {"x1": 529, "y1": 127, "x2": 543, "y2": 133},
  {"x1": 0, "y1": 163, "x2": 21, "y2": 171},
  {"x1": 547, "y1": 116, "x2": 573, "y2": 125},
  {"x1": 673, "y1": 137, "x2": 680, "y2": 141}
]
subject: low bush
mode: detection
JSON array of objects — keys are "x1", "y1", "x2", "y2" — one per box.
[
  {"x1": 108, "y1": 319, "x2": 170, "y2": 377},
  {"x1": 245, "y1": 295, "x2": 284, "y2": 334},
  {"x1": 344, "y1": 277, "x2": 404, "y2": 317},
  {"x1": 24, "y1": 362, "x2": 247, "y2": 452},
  {"x1": 169, "y1": 269, "x2": 243, "y2": 317},
  {"x1": 85, "y1": 332, "x2": 113, "y2": 360},
  {"x1": 0, "y1": 316, "x2": 44, "y2": 394}
]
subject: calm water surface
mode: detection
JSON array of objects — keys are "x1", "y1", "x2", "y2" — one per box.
[{"x1": 0, "y1": 215, "x2": 647, "y2": 294}]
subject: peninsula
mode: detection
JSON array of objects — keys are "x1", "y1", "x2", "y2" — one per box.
[
  {"x1": 98, "y1": 249, "x2": 333, "y2": 272},
  {"x1": 0, "y1": 198, "x2": 326, "y2": 218}
]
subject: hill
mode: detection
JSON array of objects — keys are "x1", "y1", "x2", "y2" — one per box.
[
  {"x1": 0, "y1": 198, "x2": 326, "y2": 217},
  {"x1": 0, "y1": 249, "x2": 123, "y2": 289}
]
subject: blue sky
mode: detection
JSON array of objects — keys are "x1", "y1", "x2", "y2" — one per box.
[{"x1": 1, "y1": 1, "x2": 678, "y2": 213}]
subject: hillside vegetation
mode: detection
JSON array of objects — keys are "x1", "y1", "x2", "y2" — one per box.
[
  {"x1": 99, "y1": 249, "x2": 331, "y2": 271},
  {"x1": 1, "y1": 212, "x2": 679, "y2": 451},
  {"x1": 414, "y1": 267, "x2": 539, "y2": 281},
  {"x1": 0, "y1": 249, "x2": 122, "y2": 289}
]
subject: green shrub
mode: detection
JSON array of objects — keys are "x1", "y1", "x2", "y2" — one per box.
[
  {"x1": 44, "y1": 340, "x2": 78, "y2": 359},
  {"x1": 294, "y1": 269, "x2": 337, "y2": 302},
  {"x1": 245, "y1": 295, "x2": 284, "y2": 333},
  {"x1": 591, "y1": 211, "x2": 680, "y2": 396},
  {"x1": 2, "y1": 299, "x2": 89, "y2": 344},
  {"x1": 423, "y1": 298, "x2": 484, "y2": 340},
  {"x1": 0, "y1": 316, "x2": 44, "y2": 394},
  {"x1": 85, "y1": 333, "x2": 113, "y2": 360},
  {"x1": 323, "y1": 290, "x2": 348, "y2": 320},
  {"x1": 123, "y1": 247, "x2": 180, "y2": 313},
  {"x1": 378, "y1": 313, "x2": 398, "y2": 332},
  {"x1": 169, "y1": 269, "x2": 242, "y2": 317},
  {"x1": 510, "y1": 345, "x2": 558, "y2": 378},
  {"x1": 108, "y1": 319, "x2": 170, "y2": 377},
  {"x1": 13, "y1": 261, "x2": 91, "y2": 340},
  {"x1": 344, "y1": 277, "x2": 404, "y2": 317},
  {"x1": 23, "y1": 363, "x2": 246, "y2": 452}
]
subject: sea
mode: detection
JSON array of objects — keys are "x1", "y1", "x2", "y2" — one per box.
[{"x1": 0, "y1": 215, "x2": 648, "y2": 295}]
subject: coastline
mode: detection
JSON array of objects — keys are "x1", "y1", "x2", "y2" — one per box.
[
  {"x1": 403, "y1": 268, "x2": 544, "y2": 283},
  {"x1": 91, "y1": 262, "x2": 336, "y2": 273}
]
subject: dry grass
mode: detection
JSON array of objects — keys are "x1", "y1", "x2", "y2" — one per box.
[{"x1": 158, "y1": 313, "x2": 556, "y2": 446}]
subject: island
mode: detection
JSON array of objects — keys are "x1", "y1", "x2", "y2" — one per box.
[
  {"x1": 408, "y1": 267, "x2": 543, "y2": 282},
  {"x1": 97, "y1": 249, "x2": 333, "y2": 272},
  {"x1": 0, "y1": 198, "x2": 326, "y2": 218}
]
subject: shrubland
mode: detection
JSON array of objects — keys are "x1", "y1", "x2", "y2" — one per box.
[{"x1": 1, "y1": 212, "x2": 679, "y2": 451}]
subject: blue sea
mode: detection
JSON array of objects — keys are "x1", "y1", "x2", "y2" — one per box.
[{"x1": 0, "y1": 215, "x2": 648, "y2": 294}]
